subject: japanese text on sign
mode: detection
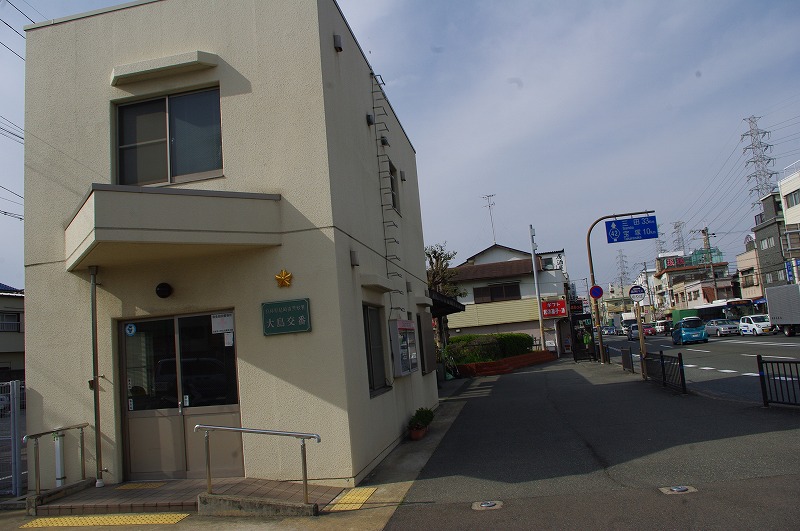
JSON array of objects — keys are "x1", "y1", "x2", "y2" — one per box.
[
  {"x1": 605, "y1": 215, "x2": 658, "y2": 244},
  {"x1": 541, "y1": 300, "x2": 567, "y2": 318},
  {"x1": 262, "y1": 298, "x2": 311, "y2": 336}
]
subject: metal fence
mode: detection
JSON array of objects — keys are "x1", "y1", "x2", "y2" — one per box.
[
  {"x1": 0, "y1": 380, "x2": 27, "y2": 497},
  {"x1": 757, "y1": 355, "x2": 800, "y2": 407},
  {"x1": 642, "y1": 351, "x2": 687, "y2": 394}
]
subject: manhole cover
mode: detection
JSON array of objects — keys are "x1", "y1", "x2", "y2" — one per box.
[
  {"x1": 659, "y1": 485, "x2": 697, "y2": 495},
  {"x1": 472, "y1": 500, "x2": 503, "y2": 511}
]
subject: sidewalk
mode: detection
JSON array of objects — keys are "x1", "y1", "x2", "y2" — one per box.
[{"x1": 2, "y1": 359, "x2": 798, "y2": 530}]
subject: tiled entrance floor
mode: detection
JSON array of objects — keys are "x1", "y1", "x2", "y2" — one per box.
[{"x1": 34, "y1": 478, "x2": 343, "y2": 516}]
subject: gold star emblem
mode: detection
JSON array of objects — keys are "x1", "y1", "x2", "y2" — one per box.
[{"x1": 275, "y1": 269, "x2": 293, "y2": 287}]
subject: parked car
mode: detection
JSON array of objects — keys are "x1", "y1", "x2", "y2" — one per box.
[
  {"x1": 601, "y1": 326, "x2": 616, "y2": 336},
  {"x1": 642, "y1": 323, "x2": 656, "y2": 336},
  {"x1": 655, "y1": 320, "x2": 671, "y2": 335},
  {"x1": 671, "y1": 317, "x2": 709, "y2": 345},
  {"x1": 705, "y1": 319, "x2": 740, "y2": 337},
  {"x1": 627, "y1": 323, "x2": 639, "y2": 340},
  {"x1": 739, "y1": 314, "x2": 776, "y2": 335}
]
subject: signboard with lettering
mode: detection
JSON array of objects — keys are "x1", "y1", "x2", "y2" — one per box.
[
  {"x1": 605, "y1": 215, "x2": 658, "y2": 244},
  {"x1": 541, "y1": 300, "x2": 567, "y2": 318},
  {"x1": 262, "y1": 298, "x2": 311, "y2": 336}
]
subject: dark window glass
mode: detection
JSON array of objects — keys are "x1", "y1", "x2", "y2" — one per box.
[{"x1": 363, "y1": 305, "x2": 388, "y2": 393}]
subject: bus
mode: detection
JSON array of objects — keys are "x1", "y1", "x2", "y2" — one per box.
[{"x1": 693, "y1": 299, "x2": 754, "y2": 322}]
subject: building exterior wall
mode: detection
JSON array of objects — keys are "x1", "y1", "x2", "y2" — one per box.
[
  {"x1": 780, "y1": 170, "x2": 800, "y2": 226},
  {"x1": 736, "y1": 247, "x2": 762, "y2": 301},
  {"x1": 24, "y1": 0, "x2": 435, "y2": 490},
  {"x1": 0, "y1": 292, "x2": 24, "y2": 375}
]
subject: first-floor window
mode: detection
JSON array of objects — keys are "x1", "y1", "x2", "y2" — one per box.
[{"x1": 363, "y1": 305, "x2": 388, "y2": 394}]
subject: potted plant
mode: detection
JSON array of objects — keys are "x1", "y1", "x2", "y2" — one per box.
[{"x1": 408, "y1": 407, "x2": 435, "y2": 440}]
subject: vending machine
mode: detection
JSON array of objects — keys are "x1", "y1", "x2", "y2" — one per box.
[{"x1": 389, "y1": 319, "x2": 418, "y2": 376}]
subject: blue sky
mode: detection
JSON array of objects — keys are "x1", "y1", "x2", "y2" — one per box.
[{"x1": 2, "y1": 0, "x2": 800, "y2": 296}]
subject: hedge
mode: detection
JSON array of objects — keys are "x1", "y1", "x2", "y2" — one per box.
[{"x1": 444, "y1": 333, "x2": 534, "y2": 363}]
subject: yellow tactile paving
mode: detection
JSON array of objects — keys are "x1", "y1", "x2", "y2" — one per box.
[
  {"x1": 327, "y1": 486, "x2": 377, "y2": 511},
  {"x1": 115, "y1": 482, "x2": 165, "y2": 490},
  {"x1": 21, "y1": 513, "x2": 190, "y2": 528}
]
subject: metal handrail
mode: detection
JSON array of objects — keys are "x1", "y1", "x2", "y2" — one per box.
[
  {"x1": 23, "y1": 423, "x2": 90, "y2": 496},
  {"x1": 194, "y1": 424, "x2": 321, "y2": 504}
]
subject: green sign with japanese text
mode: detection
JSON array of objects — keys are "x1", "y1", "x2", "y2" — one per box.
[{"x1": 262, "y1": 298, "x2": 311, "y2": 336}]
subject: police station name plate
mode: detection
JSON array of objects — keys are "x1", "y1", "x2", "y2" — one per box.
[{"x1": 262, "y1": 298, "x2": 311, "y2": 336}]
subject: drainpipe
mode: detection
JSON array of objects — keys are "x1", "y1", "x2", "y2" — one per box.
[{"x1": 89, "y1": 266, "x2": 104, "y2": 487}]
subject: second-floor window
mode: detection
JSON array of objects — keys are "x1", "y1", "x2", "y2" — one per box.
[
  {"x1": 474, "y1": 283, "x2": 521, "y2": 304},
  {"x1": 118, "y1": 88, "x2": 222, "y2": 186},
  {"x1": 0, "y1": 313, "x2": 20, "y2": 332},
  {"x1": 786, "y1": 189, "x2": 800, "y2": 209}
]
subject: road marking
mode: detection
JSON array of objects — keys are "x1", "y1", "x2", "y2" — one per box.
[
  {"x1": 741, "y1": 354, "x2": 797, "y2": 360},
  {"x1": 328, "y1": 487, "x2": 377, "y2": 511},
  {"x1": 722, "y1": 340, "x2": 800, "y2": 348},
  {"x1": 684, "y1": 364, "x2": 698, "y2": 368},
  {"x1": 742, "y1": 373, "x2": 760, "y2": 377},
  {"x1": 699, "y1": 367, "x2": 716, "y2": 370},
  {"x1": 717, "y1": 369, "x2": 738, "y2": 373},
  {"x1": 686, "y1": 348, "x2": 711, "y2": 353}
]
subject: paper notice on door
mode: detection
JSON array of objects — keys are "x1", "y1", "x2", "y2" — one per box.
[
  {"x1": 211, "y1": 313, "x2": 234, "y2": 334},
  {"x1": 224, "y1": 331, "x2": 234, "y2": 347}
]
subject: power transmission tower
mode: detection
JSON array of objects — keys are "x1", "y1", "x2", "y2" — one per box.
[
  {"x1": 482, "y1": 194, "x2": 496, "y2": 244},
  {"x1": 742, "y1": 115, "x2": 778, "y2": 206},
  {"x1": 617, "y1": 248, "x2": 629, "y2": 287},
  {"x1": 655, "y1": 223, "x2": 667, "y2": 255},
  {"x1": 671, "y1": 221, "x2": 687, "y2": 255}
]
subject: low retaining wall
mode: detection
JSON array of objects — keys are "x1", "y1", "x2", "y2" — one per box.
[{"x1": 457, "y1": 351, "x2": 556, "y2": 377}]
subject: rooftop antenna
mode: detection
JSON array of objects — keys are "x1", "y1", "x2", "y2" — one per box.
[{"x1": 482, "y1": 194, "x2": 496, "y2": 244}]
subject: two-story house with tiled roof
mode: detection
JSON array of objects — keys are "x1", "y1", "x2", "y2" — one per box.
[
  {"x1": 0, "y1": 283, "x2": 24, "y2": 381},
  {"x1": 446, "y1": 245, "x2": 571, "y2": 353}
]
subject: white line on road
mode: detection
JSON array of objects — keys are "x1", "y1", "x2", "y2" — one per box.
[
  {"x1": 700, "y1": 367, "x2": 716, "y2": 370},
  {"x1": 741, "y1": 354, "x2": 797, "y2": 360},
  {"x1": 686, "y1": 348, "x2": 711, "y2": 353},
  {"x1": 717, "y1": 369, "x2": 738, "y2": 373},
  {"x1": 742, "y1": 373, "x2": 760, "y2": 377}
]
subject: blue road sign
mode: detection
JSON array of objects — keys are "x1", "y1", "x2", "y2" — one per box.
[
  {"x1": 605, "y1": 215, "x2": 658, "y2": 244},
  {"x1": 629, "y1": 285, "x2": 645, "y2": 301},
  {"x1": 589, "y1": 285, "x2": 603, "y2": 299}
]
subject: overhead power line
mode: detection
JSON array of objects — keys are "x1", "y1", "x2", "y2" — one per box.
[
  {"x1": 5, "y1": 0, "x2": 35, "y2": 23},
  {"x1": 0, "y1": 15, "x2": 25, "y2": 39},
  {"x1": 0, "y1": 38, "x2": 23, "y2": 60},
  {"x1": 0, "y1": 184, "x2": 22, "y2": 199},
  {"x1": 0, "y1": 208, "x2": 23, "y2": 221}
]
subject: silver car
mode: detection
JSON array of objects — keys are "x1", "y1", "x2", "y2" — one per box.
[{"x1": 705, "y1": 319, "x2": 739, "y2": 337}]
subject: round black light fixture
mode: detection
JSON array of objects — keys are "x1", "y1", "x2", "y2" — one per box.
[{"x1": 155, "y1": 283, "x2": 173, "y2": 298}]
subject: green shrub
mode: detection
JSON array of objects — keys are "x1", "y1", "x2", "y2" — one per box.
[
  {"x1": 444, "y1": 333, "x2": 533, "y2": 363},
  {"x1": 408, "y1": 407, "x2": 435, "y2": 430}
]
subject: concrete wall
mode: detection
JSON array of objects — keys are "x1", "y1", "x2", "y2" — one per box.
[{"x1": 24, "y1": 0, "x2": 435, "y2": 489}]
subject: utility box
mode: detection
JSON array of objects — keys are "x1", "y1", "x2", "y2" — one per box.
[{"x1": 389, "y1": 319, "x2": 418, "y2": 376}]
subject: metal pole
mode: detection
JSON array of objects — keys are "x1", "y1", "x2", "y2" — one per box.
[
  {"x1": 89, "y1": 266, "x2": 104, "y2": 487},
  {"x1": 300, "y1": 439, "x2": 309, "y2": 505},
  {"x1": 530, "y1": 226, "x2": 546, "y2": 350},
  {"x1": 34, "y1": 438, "x2": 40, "y2": 496},
  {"x1": 586, "y1": 210, "x2": 655, "y2": 364},
  {"x1": 204, "y1": 430, "x2": 212, "y2": 494},
  {"x1": 80, "y1": 427, "x2": 86, "y2": 480}
]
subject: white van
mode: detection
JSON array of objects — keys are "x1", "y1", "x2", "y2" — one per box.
[{"x1": 655, "y1": 320, "x2": 671, "y2": 335}]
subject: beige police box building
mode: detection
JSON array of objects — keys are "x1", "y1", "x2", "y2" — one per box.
[{"x1": 24, "y1": 0, "x2": 438, "y2": 489}]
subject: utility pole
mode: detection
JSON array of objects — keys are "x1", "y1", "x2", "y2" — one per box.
[
  {"x1": 642, "y1": 261, "x2": 655, "y2": 321},
  {"x1": 483, "y1": 194, "x2": 497, "y2": 244},
  {"x1": 529, "y1": 226, "x2": 546, "y2": 351},
  {"x1": 691, "y1": 226, "x2": 719, "y2": 301},
  {"x1": 742, "y1": 115, "x2": 778, "y2": 208}
]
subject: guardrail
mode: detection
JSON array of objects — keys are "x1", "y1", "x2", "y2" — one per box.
[
  {"x1": 22, "y1": 423, "x2": 89, "y2": 496},
  {"x1": 757, "y1": 355, "x2": 800, "y2": 407},
  {"x1": 643, "y1": 351, "x2": 687, "y2": 394},
  {"x1": 194, "y1": 424, "x2": 321, "y2": 504}
]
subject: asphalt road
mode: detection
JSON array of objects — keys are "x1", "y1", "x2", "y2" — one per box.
[
  {"x1": 602, "y1": 333, "x2": 800, "y2": 403},
  {"x1": 385, "y1": 359, "x2": 800, "y2": 530}
]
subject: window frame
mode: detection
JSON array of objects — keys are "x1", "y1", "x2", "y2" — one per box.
[
  {"x1": 388, "y1": 160, "x2": 401, "y2": 213},
  {"x1": 362, "y1": 304, "x2": 390, "y2": 396},
  {"x1": 0, "y1": 313, "x2": 20, "y2": 333},
  {"x1": 474, "y1": 282, "x2": 522, "y2": 304},
  {"x1": 116, "y1": 87, "x2": 223, "y2": 187}
]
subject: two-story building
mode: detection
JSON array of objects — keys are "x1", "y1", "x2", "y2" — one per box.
[
  {"x1": 24, "y1": 0, "x2": 437, "y2": 489},
  {"x1": 446, "y1": 245, "x2": 571, "y2": 354},
  {"x1": 0, "y1": 283, "x2": 24, "y2": 381}
]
